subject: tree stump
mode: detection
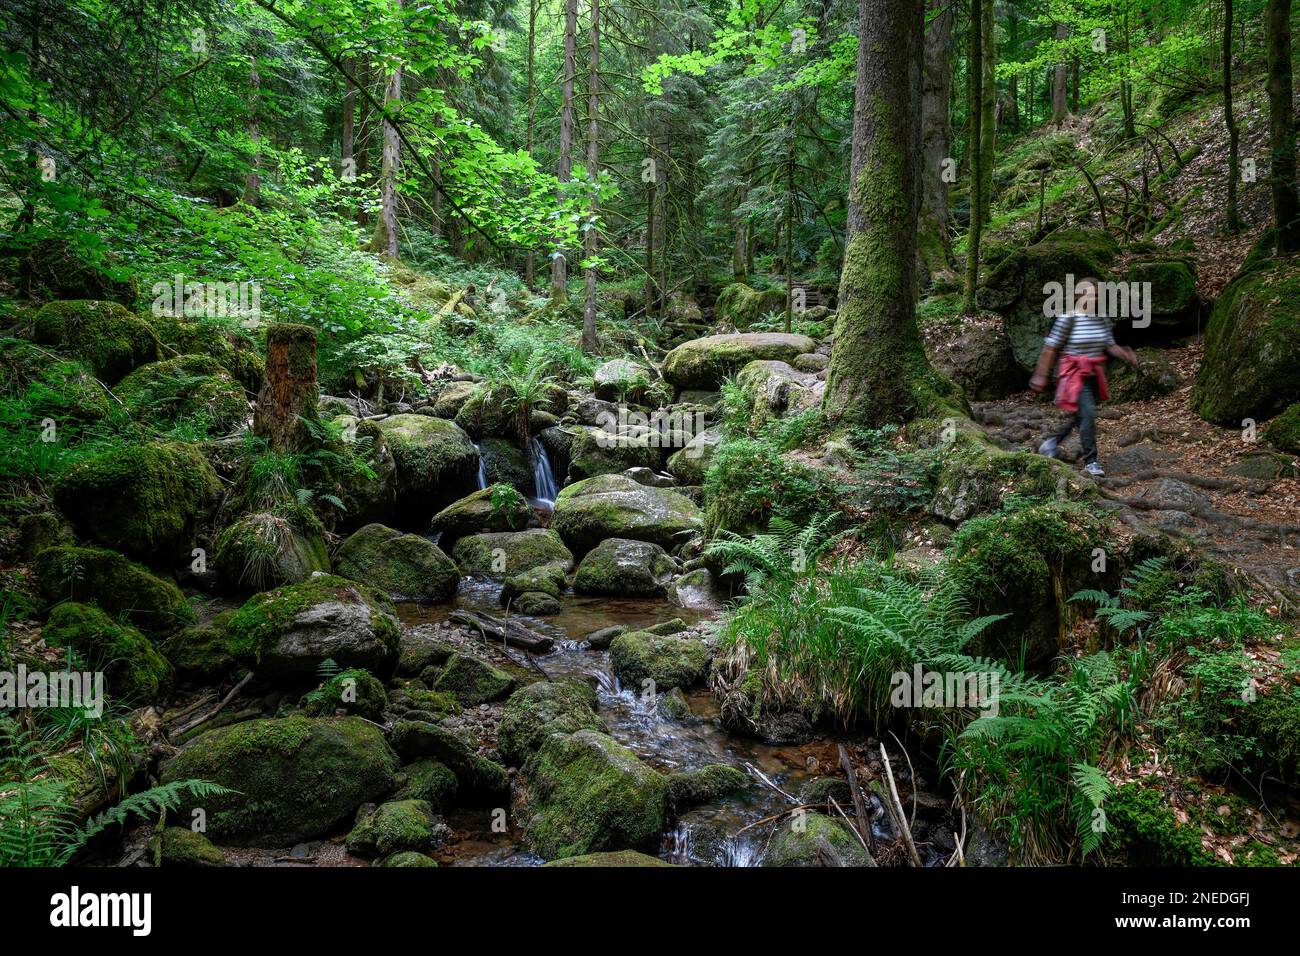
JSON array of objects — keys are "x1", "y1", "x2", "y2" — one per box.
[{"x1": 254, "y1": 323, "x2": 319, "y2": 452}]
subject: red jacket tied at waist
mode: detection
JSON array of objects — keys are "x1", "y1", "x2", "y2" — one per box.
[{"x1": 1054, "y1": 354, "x2": 1109, "y2": 412}]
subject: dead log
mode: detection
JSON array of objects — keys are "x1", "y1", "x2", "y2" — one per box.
[{"x1": 449, "y1": 609, "x2": 554, "y2": 652}]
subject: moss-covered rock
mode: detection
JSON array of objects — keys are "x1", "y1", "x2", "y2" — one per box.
[
  {"x1": 431, "y1": 380, "x2": 478, "y2": 418},
  {"x1": 573, "y1": 537, "x2": 677, "y2": 597},
  {"x1": 16, "y1": 511, "x2": 75, "y2": 560},
  {"x1": 226, "y1": 574, "x2": 401, "y2": 681},
  {"x1": 451, "y1": 528, "x2": 574, "y2": 576},
  {"x1": 662, "y1": 332, "x2": 816, "y2": 391},
  {"x1": 213, "y1": 505, "x2": 330, "y2": 594},
  {"x1": 31, "y1": 300, "x2": 160, "y2": 383},
  {"x1": 1264, "y1": 403, "x2": 1300, "y2": 454},
  {"x1": 338, "y1": 418, "x2": 398, "y2": 528},
  {"x1": 497, "y1": 681, "x2": 605, "y2": 766},
  {"x1": 302, "y1": 667, "x2": 387, "y2": 720},
  {"x1": 1, "y1": 237, "x2": 138, "y2": 304},
  {"x1": 565, "y1": 425, "x2": 663, "y2": 483},
  {"x1": 335, "y1": 523, "x2": 459, "y2": 603},
  {"x1": 592, "y1": 359, "x2": 652, "y2": 402},
  {"x1": 1105, "y1": 783, "x2": 1213, "y2": 866},
  {"x1": 151, "y1": 827, "x2": 225, "y2": 868},
  {"x1": 453, "y1": 386, "x2": 518, "y2": 439},
  {"x1": 763, "y1": 813, "x2": 871, "y2": 866},
  {"x1": 43, "y1": 602, "x2": 174, "y2": 702},
  {"x1": 34, "y1": 546, "x2": 193, "y2": 637},
  {"x1": 924, "y1": 320, "x2": 1024, "y2": 400},
  {"x1": 374, "y1": 414, "x2": 480, "y2": 523},
  {"x1": 513, "y1": 590, "x2": 561, "y2": 615},
  {"x1": 0, "y1": 337, "x2": 110, "y2": 421},
  {"x1": 116, "y1": 355, "x2": 247, "y2": 433},
  {"x1": 150, "y1": 316, "x2": 264, "y2": 392},
  {"x1": 389, "y1": 719, "x2": 509, "y2": 804},
  {"x1": 501, "y1": 561, "x2": 569, "y2": 604},
  {"x1": 52, "y1": 443, "x2": 219, "y2": 561},
  {"x1": 713, "y1": 284, "x2": 788, "y2": 330},
  {"x1": 542, "y1": 850, "x2": 674, "y2": 867},
  {"x1": 478, "y1": 438, "x2": 533, "y2": 494},
  {"x1": 520, "y1": 730, "x2": 671, "y2": 859},
  {"x1": 428, "y1": 486, "x2": 532, "y2": 547},
  {"x1": 609, "y1": 629, "x2": 711, "y2": 691},
  {"x1": 668, "y1": 764, "x2": 749, "y2": 808},
  {"x1": 734, "y1": 360, "x2": 821, "y2": 429},
  {"x1": 665, "y1": 427, "x2": 722, "y2": 485},
  {"x1": 1109, "y1": 347, "x2": 1180, "y2": 402},
  {"x1": 1124, "y1": 257, "x2": 1200, "y2": 338},
  {"x1": 346, "y1": 799, "x2": 438, "y2": 858},
  {"x1": 550, "y1": 473, "x2": 702, "y2": 557},
  {"x1": 160, "y1": 714, "x2": 399, "y2": 845},
  {"x1": 431, "y1": 652, "x2": 515, "y2": 706},
  {"x1": 394, "y1": 759, "x2": 459, "y2": 809},
  {"x1": 1192, "y1": 259, "x2": 1300, "y2": 424},
  {"x1": 160, "y1": 612, "x2": 238, "y2": 684}
]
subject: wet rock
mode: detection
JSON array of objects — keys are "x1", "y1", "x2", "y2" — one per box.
[
  {"x1": 497, "y1": 681, "x2": 605, "y2": 766},
  {"x1": 573, "y1": 537, "x2": 677, "y2": 597},
  {"x1": 389, "y1": 719, "x2": 509, "y2": 805},
  {"x1": 374, "y1": 414, "x2": 480, "y2": 523},
  {"x1": 668, "y1": 765, "x2": 749, "y2": 809},
  {"x1": 662, "y1": 332, "x2": 817, "y2": 390},
  {"x1": 397, "y1": 625, "x2": 455, "y2": 675},
  {"x1": 800, "y1": 777, "x2": 852, "y2": 806},
  {"x1": 501, "y1": 561, "x2": 569, "y2": 602},
  {"x1": 335, "y1": 523, "x2": 459, "y2": 603},
  {"x1": 430, "y1": 652, "x2": 515, "y2": 706},
  {"x1": 161, "y1": 613, "x2": 238, "y2": 684},
  {"x1": 667, "y1": 568, "x2": 729, "y2": 611},
  {"x1": 301, "y1": 668, "x2": 387, "y2": 721},
  {"x1": 393, "y1": 760, "x2": 458, "y2": 811},
  {"x1": 623, "y1": 466, "x2": 677, "y2": 487},
  {"x1": 565, "y1": 424, "x2": 663, "y2": 483},
  {"x1": 763, "y1": 813, "x2": 871, "y2": 867},
  {"x1": 512, "y1": 590, "x2": 561, "y2": 615},
  {"x1": 451, "y1": 528, "x2": 574, "y2": 576},
  {"x1": 428, "y1": 486, "x2": 532, "y2": 547},
  {"x1": 345, "y1": 799, "x2": 441, "y2": 858},
  {"x1": 379, "y1": 851, "x2": 440, "y2": 867},
  {"x1": 478, "y1": 438, "x2": 533, "y2": 494},
  {"x1": 583, "y1": 625, "x2": 625, "y2": 649},
  {"x1": 550, "y1": 473, "x2": 702, "y2": 557},
  {"x1": 609, "y1": 629, "x2": 711, "y2": 691}
]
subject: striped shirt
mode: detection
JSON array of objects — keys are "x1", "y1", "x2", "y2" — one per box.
[{"x1": 1045, "y1": 311, "x2": 1114, "y2": 358}]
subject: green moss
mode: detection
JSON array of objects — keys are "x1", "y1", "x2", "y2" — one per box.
[
  {"x1": 335, "y1": 523, "x2": 459, "y2": 603},
  {"x1": 379, "y1": 851, "x2": 439, "y2": 867},
  {"x1": 1105, "y1": 783, "x2": 1214, "y2": 866},
  {"x1": 346, "y1": 799, "x2": 436, "y2": 858},
  {"x1": 542, "y1": 850, "x2": 673, "y2": 867},
  {"x1": 303, "y1": 668, "x2": 388, "y2": 721},
  {"x1": 1244, "y1": 685, "x2": 1300, "y2": 783},
  {"x1": 213, "y1": 504, "x2": 330, "y2": 594},
  {"x1": 502, "y1": 562, "x2": 568, "y2": 602},
  {"x1": 573, "y1": 538, "x2": 675, "y2": 597},
  {"x1": 52, "y1": 442, "x2": 219, "y2": 560},
  {"x1": 550, "y1": 473, "x2": 702, "y2": 556},
  {"x1": 1265, "y1": 404, "x2": 1300, "y2": 454},
  {"x1": 31, "y1": 299, "x2": 159, "y2": 383},
  {"x1": 150, "y1": 315, "x2": 264, "y2": 392},
  {"x1": 394, "y1": 759, "x2": 459, "y2": 810},
  {"x1": 497, "y1": 680, "x2": 604, "y2": 766},
  {"x1": 43, "y1": 602, "x2": 174, "y2": 702},
  {"x1": 34, "y1": 546, "x2": 194, "y2": 636},
  {"x1": 0, "y1": 337, "x2": 111, "y2": 421},
  {"x1": 451, "y1": 529, "x2": 574, "y2": 576},
  {"x1": 668, "y1": 764, "x2": 749, "y2": 808},
  {"x1": 160, "y1": 612, "x2": 238, "y2": 684},
  {"x1": 662, "y1": 333, "x2": 816, "y2": 391},
  {"x1": 151, "y1": 827, "x2": 225, "y2": 868},
  {"x1": 609, "y1": 629, "x2": 711, "y2": 691},
  {"x1": 714, "y1": 283, "x2": 787, "y2": 329},
  {"x1": 763, "y1": 813, "x2": 872, "y2": 867},
  {"x1": 428, "y1": 486, "x2": 533, "y2": 544},
  {"x1": 116, "y1": 355, "x2": 247, "y2": 433},
  {"x1": 431, "y1": 652, "x2": 515, "y2": 706},
  {"x1": 374, "y1": 413, "x2": 479, "y2": 520}
]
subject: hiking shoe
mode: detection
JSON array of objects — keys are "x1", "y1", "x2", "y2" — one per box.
[
  {"x1": 1037, "y1": 436, "x2": 1059, "y2": 459},
  {"x1": 1084, "y1": 461, "x2": 1105, "y2": 477}
]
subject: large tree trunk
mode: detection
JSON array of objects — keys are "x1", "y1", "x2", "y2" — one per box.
[
  {"x1": 961, "y1": 0, "x2": 983, "y2": 314},
  {"x1": 581, "y1": 0, "x2": 600, "y2": 351},
  {"x1": 978, "y1": 0, "x2": 995, "y2": 227},
  {"x1": 551, "y1": 0, "x2": 578, "y2": 305},
  {"x1": 242, "y1": 52, "x2": 262, "y2": 207},
  {"x1": 918, "y1": 0, "x2": 955, "y2": 287},
  {"x1": 1266, "y1": 0, "x2": 1299, "y2": 253},
  {"x1": 1051, "y1": 22, "x2": 1069, "y2": 124},
  {"x1": 254, "y1": 324, "x2": 320, "y2": 453},
  {"x1": 524, "y1": 0, "x2": 538, "y2": 289},
  {"x1": 823, "y1": 0, "x2": 933, "y2": 428},
  {"x1": 1224, "y1": 0, "x2": 1242, "y2": 234},
  {"x1": 368, "y1": 9, "x2": 403, "y2": 258},
  {"x1": 355, "y1": 59, "x2": 371, "y2": 228}
]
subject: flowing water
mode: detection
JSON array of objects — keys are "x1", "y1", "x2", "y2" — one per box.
[
  {"x1": 472, "y1": 443, "x2": 489, "y2": 491},
  {"x1": 530, "y1": 438, "x2": 558, "y2": 507}
]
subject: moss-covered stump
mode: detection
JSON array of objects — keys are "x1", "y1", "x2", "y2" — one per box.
[
  {"x1": 550, "y1": 473, "x2": 702, "y2": 557},
  {"x1": 1265, "y1": 404, "x2": 1300, "y2": 454},
  {"x1": 394, "y1": 759, "x2": 459, "y2": 809},
  {"x1": 980, "y1": 229, "x2": 1120, "y2": 370},
  {"x1": 573, "y1": 537, "x2": 677, "y2": 597},
  {"x1": 34, "y1": 546, "x2": 193, "y2": 637},
  {"x1": 374, "y1": 413, "x2": 480, "y2": 523},
  {"x1": 253, "y1": 322, "x2": 319, "y2": 453},
  {"x1": 665, "y1": 427, "x2": 721, "y2": 485},
  {"x1": 565, "y1": 425, "x2": 663, "y2": 483},
  {"x1": 52, "y1": 443, "x2": 219, "y2": 562},
  {"x1": 430, "y1": 652, "x2": 515, "y2": 706},
  {"x1": 160, "y1": 715, "x2": 399, "y2": 845},
  {"x1": 31, "y1": 299, "x2": 160, "y2": 383},
  {"x1": 0, "y1": 337, "x2": 110, "y2": 421},
  {"x1": 1192, "y1": 259, "x2": 1300, "y2": 424},
  {"x1": 213, "y1": 505, "x2": 330, "y2": 594},
  {"x1": 160, "y1": 613, "x2": 238, "y2": 684},
  {"x1": 713, "y1": 283, "x2": 788, "y2": 330},
  {"x1": 497, "y1": 681, "x2": 605, "y2": 766},
  {"x1": 542, "y1": 850, "x2": 674, "y2": 867},
  {"x1": 762, "y1": 813, "x2": 872, "y2": 867},
  {"x1": 346, "y1": 799, "x2": 438, "y2": 858},
  {"x1": 428, "y1": 486, "x2": 531, "y2": 547},
  {"x1": 389, "y1": 719, "x2": 510, "y2": 805},
  {"x1": 668, "y1": 764, "x2": 750, "y2": 809},
  {"x1": 1124, "y1": 257, "x2": 1200, "y2": 339},
  {"x1": 116, "y1": 355, "x2": 247, "y2": 433},
  {"x1": 335, "y1": 523, "x2": 459, "y2": 603},
  {"x1": 226, "y1": 575, "x2": 401, "y2": 681},
  {"x1": 151, "y1": 827, "x2": 225, "y2": 868},
  {"x1": 43, "y1": 602, "x2": 174, "y2": 702},
  {"x1": 451, "y1": 528, "x2": 574, "y2": 576},
  {"x1": 609, "y1": 629, "x2": 711, "y2": 692},
  {"x1": 520, "y1": 730, "x2": 671, "y2": 859},
  {"x1": 302, "y1": 667, "x2": 387, "y2": 720},
  {"x1": 1109, "y1": 348, "x2": 1181, "y2": 403},
  {"x1": 662, "y1": 332, "x2": 816, "y2": 391},
  {"x1": 150, "y1": 316, "x2": 264, "y2": 392}
]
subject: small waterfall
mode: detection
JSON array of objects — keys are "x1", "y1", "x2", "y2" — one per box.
[
  {"x1": 473, "y1": 443, "x2": 488, "y2": 490},
  {"x1": 530, "y1": 438, "x2": 558, "y2": 505}
]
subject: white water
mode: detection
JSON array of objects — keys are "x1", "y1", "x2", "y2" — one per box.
[
  {"x1": 473, "y1": 443, "x2": 488, "y2": 490},
  {"x1": 530, "y1": 438, "x2": 558, "y2": 505}
]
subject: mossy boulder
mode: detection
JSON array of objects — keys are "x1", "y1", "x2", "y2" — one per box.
[
  {"x1": 668, "y1": 764, "x2": 750, "y2": 809},
  {"x1": 1124, "y1": 257, "x2": 1200, "y2": 339},
  {"x1": 1265, "y1": 403, "x2": 1300, "y2": 454},
  {"x1": 389, "y1": 719, "x2": 510, "y2": 804},
  {"x1": 346, "y1": 799, "x2": 438, "y2": 858},
  {"x1": 565, "y1": 425, "x2": 663, "y2": 483},
  {"x1": 431, "y1": 380, "x2": 478, "y2": 418},
  {"x1": 662, "y1": 332, "x2": 816, "y2": 391},
  {"x1": 52, "y1": 443, "x2": 219, "y2": 561},
  {"x1": 374, "y1": 414, "x2": 480, "y2": 523},
  {"x1": 213, "y1": 505, "x2": 330, "y2": 594},
  {"x1": 34, "y1": 546, "x2": 193, "y2": 637},
  {"x1": 31, "y1": 299, "x2": 160, "y2": 383},
  {"x1": 452, "y1": 386, "x2": 518, "y2": 439},
  {"x1": 1109, "y1": 348, "x2": 1181, "y2": 402},
  {"x1": 2, "y1": 237, "x2": 138, "y2": 303},
  {"x1": 151, "y1": 827, "x2": 225, "y2": 867},
  {"x1": 1192, "y1": 259, "x2": 1300, "y2": 424},
  {"x1": 513, "y1": 591, "x2": 561, "y2": 615},
  {"x1": 116, "y1": 355, "x2": 247, "y2": 433},
  {"x1": 338, "y1": 418, "x2": 398, "y2": 528},
  {"x1": 497, "y1": 681, "x2": 605, "y2": 766},
  {"x1": 43, "y1": 602, "x2": 174, "y2": 703},
  {"x1": 609, "y1": 629, "x2": 711, "y2": 691},
  {"x1": 666, "y1": 427, "x2": 722, "y2": 485},
  {"x1": 593, "y1": 359, "x2": 652, "y2": 402},
  {"x1": 379, "y1": 851, "x2": 439, "y2": 867},
  {"x1": 924, "y1": 321, "x2": 1024, "y2": 400},
  {"x1": 160, "y1": 715, "x2": 399, "y2": 845},
  {"x1": 763, "y1": 813, "x2": 871, "y2": 867},
  {"x1": 150, "y1": 316, "x2": 264, "y2": 392},
  {"x1": 501, "y1": 562, "x2": 568, "y2": 603},
  {"x1": 479, "y1": 438, "x2": 533, "y2": 494},
  {"x1": 428, "y1": 486, "x2": 531, "y2": 546},
  {"x1": 550, "y1": 473, "x2": 702, "y2": 557},
  {"x1": 520, "y1": 730, "x2": 671, "y2": 859},
  {"x1": 335, "y1": 523, "x2": 459, "y2": 603},
  {"x1": 542, "y1": 850, "x2": 673, "y2": 867},
  {"x1": 713, "y1": 284, "x2": 788, "y2": 330},
  {"x1": 394, "y1": 759, "x2": 459, "y2": 809},
  {"x1": 430, "y1": 652, "x2": 515, "y2": 706},
  {"x1": 0, "y1": 337, "x2": 110, "y2": 421},
  {"x1": 302, "y1": 667, "x2": 388, "y2": 720},
  {"x1": 573, "y1": 537, "x2": 677, "y2": 597},
  {"x1": 734, "y1": 360, "x2": 821, "y2": 429},
  {"x1": 226, "y1": 574, "x2": 402, "y2": 681},
  {"x1": 160, "y1": 612, "x2": 238, "y2": 684},
  {"x1": 451, "y1": 528, "x2": 574, "y2": 576}
]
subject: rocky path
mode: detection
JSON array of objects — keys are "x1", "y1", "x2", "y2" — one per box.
[{"x1": 972, "y1": 343, "x2": 1300, "y2": 604}]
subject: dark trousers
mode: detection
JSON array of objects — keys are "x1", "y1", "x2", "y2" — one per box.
[{"x1": 1053, "y1": 376, "x2": 1098, "y2": 464}]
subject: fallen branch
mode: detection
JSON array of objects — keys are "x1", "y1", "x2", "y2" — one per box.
[
  {"x1": 880, "y1": 744, "x2": 923, "y2": 868},
  {"x1": 837, "y1": 743, "x2": 876, "y2": 852},
  {"x1": 171, "y1": 672, "x2": 254, "y2": 738}
]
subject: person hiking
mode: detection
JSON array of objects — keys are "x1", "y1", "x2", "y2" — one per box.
[{"x1": 1029, "y1": 276, "x2": 1139, "y2": 477}]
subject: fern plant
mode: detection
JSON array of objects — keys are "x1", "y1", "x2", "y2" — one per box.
[{"x1": 706, "y1": 513, "x2": 840, "y2": 593}]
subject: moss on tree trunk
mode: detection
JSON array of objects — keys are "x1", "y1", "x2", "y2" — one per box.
[{"x1": 254, "y1": 323, "x2": 320, "y2": 452}]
